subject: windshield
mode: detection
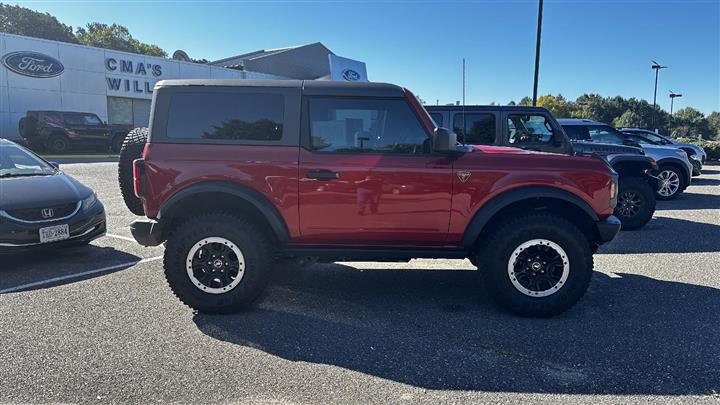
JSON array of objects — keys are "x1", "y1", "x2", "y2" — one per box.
[
  {"x1": 628, "y1": 130, "x2": 670, "y2": 144},
  {"x1": 0, "y1": 144, "x2": 57, "y2": 177},
  {"x1": 587, "y1": 125, "x2": 627, "y2": 145}
]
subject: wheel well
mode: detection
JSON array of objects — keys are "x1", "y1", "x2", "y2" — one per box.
[
  {"x1": 49, "y1": 130, "x2": 68, "y2": 139},
  {"x1": 159, "y1": 191, "x2": 281, "y2": 243},
  {"x1": 612, "y1": 160, "x2": 652, "y2": 177},
  {"x1": 475, "y1": 197, "x2": 597, "y2": 248}
]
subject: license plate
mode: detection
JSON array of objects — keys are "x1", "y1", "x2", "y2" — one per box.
[{"x1": 39, "y1": 224, "x2": 70, "y2": 243}]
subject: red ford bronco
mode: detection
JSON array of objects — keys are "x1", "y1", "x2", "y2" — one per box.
[{"x1": 128, "y1": 80, "x2": 620, "y2": 317}]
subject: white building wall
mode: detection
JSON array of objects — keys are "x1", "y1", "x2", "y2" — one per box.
[{"x1": 0, "y1": 32, "x2": 251, "y2": 140}]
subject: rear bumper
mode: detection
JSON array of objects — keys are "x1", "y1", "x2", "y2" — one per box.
[
  {"x1": 594, "y1": 215, "x2": 621, "y2": 244},
  {"x1": 130, "y1": 219, "x2": 164, "y2": 246}
]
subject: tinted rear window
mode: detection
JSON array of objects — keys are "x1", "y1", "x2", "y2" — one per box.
[{"x1": 166, "y1": 92, "x2": 284, "y2": 141}]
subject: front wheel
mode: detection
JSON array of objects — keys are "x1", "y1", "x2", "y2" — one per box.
[
  {"x1": 164, "y1": 213, "x2": 272, "y2": 313},
  {"x1": 655, "y1": 165, "x2": 685, "y2": 200},
  {"x1": 615, "y1": 177, "x2": 656, "y2": 230},
  {"x1": 477, "y1": 213, "x2": 593, "y2": 317}
]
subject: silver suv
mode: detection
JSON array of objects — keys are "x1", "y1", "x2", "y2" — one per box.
[{"x1": 558, "y1": 119, "x2": 692, "y2": 200}]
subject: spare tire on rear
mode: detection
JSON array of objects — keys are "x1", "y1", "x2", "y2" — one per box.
[{"x1": 118, "y1": 127, "x2": 148, "y2": 216}]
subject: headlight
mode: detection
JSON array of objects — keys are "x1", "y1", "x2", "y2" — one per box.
[
  {"x1": 690, "y1": 154, "x2": 702, "y2": 161},
  {"x1": 81, "y1": 193, "x2": 98, "y2": 211}
]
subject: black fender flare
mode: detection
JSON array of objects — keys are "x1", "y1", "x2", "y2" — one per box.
[
  {"x1": 461, "y1": 186, "x2": 598, "y2": 248},
  {"x1": 656, "y1": 157, "x2": 691, "y2": 181},
  {"x1": 159, "y1": 181, "x2": 290, "y2": 243}
]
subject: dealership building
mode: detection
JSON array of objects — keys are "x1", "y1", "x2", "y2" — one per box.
[{"x1": 0, "y1": 32, "x2": 367, "y2": 140}]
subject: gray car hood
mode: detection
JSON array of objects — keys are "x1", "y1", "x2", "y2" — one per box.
[{"x1": 0, "y1": 172, "x2": 92, "y2": 211}]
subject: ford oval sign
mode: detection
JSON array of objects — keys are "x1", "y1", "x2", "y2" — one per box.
[
  {"x1": 1, "y1": 51, "x2": 64, "y2": 78},
  {"x1": 341, "y1": 68, "x2": 361, "y2": 81}
]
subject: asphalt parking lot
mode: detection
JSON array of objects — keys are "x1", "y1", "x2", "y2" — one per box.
[{"x1": 1, "y1": 161, "x2": 719, "y2": 404}]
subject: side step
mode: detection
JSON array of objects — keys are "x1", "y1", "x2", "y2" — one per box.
[{"x1": 278, "y1": 247, "x2": 468, "y2": 262}]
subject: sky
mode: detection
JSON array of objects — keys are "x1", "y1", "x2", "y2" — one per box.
[{"x1": 10, "y1": 0, "x2": 720, "y2": 114}]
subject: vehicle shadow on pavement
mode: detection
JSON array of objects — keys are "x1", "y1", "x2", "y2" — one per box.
[
  {"x1": 0, "y1": 245, "x2": 140, "y2": 292},
  {"x1": 194, "y1": 265, "x2": 719, "y2": 395},
  {"x1": 601, "y1": 216, "x2": 720, "y2": 254},
  {"x1": 688, "y1": 177, "x2": 720, "y2": 186},
  {"x1": 655, "y1": 192, "x2": 720, "y2": 211}
]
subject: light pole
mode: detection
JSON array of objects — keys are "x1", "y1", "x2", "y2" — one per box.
[
  {"x1": 651, "y1": 60, "x2": 668, "y2": 127},
  {"x1": 669, "y1": 91, "x2": 682, "y2": 115},
  {"x1": 532, "y1": 0, "x2": 544, "y2": 106}
]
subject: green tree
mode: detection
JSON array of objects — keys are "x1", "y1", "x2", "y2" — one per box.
[
  {"x1": 75, "y1": 22, "x2": 166, "y2": 57},
  {"x1": 0, "y1": 3, "x2": 78, "y2": 43},
  {"x1": 537, "y1": 94, "x2": 571, "y2": 118},
  {"x1": 613, "y1": 110, "x2": 645, "y2": 128},
  {"x1": 671, "y1": 107, "x2": 710, "y2": 138},
  {"x1": 705, "y1": 111, "x2": 720, "y2": 140}
]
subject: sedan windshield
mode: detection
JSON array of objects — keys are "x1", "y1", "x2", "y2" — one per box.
[{"x1": 0, "y1": 144, "x2": 57, "y2": 177}]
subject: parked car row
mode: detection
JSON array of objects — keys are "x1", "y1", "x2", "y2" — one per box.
[
  {"x1": 0, "y1": 80, "x2": 709, "y2": 320},
  {"x1": 426, "y1": 106, "x2": 705, "y2": 231}
]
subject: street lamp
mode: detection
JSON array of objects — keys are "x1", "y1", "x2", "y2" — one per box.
[
  {"x1": 669, "y1": 91, "x2": 682, "y2": 115},
  {"x1": 651, "y1": 60, "x2": 668, "y2": 127},
  {"x1": 532, "y1": 0, "x2": 544, "y2": 106}
]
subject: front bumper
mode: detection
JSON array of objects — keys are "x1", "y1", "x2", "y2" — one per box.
[
  {"x1": 0, "y1": 202, "x2": 106, "y2": 253},
  {"x1": 130, "y1": 219, "x2": 164, "y2": 247},
  {"x1": 594, "y1": 215, "x2": 621, "y2": 244}
]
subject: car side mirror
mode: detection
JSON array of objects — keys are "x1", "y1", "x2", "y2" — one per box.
[
  {"x1": 48, "y1": 161, "x2": 60, "y2": 169},
  {"x1": 433, "y1": 127, "x2": 459, "y2": 153}
]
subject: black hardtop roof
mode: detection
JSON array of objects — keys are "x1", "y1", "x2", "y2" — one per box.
[
  {"x1": 155, "y1": 79, "x2": 406, "y2": 97},
  {"x1": 425, "y1": 105, "x2": 552, "y2": 113}
]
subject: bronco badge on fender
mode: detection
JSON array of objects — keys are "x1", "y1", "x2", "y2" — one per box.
[{"x1": 457, "y1": 171, "x2": 471, "y2": 183}]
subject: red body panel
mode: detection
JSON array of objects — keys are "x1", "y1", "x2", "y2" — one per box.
[
  {"x1": 141, "y1": 143, "x2": 301, "y2": 238},
  {"x1": 447, "y1": 150, "x2": 615, "y2": 244},
  {"x1": 295, "y1": 148, "x2": 453, "y2": 246},
  {"x1": 142, "y1": 142, "x2": 613, "y2": 249}
]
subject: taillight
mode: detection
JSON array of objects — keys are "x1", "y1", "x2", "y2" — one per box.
[{"x1": 133, "y1": 159, "x2": 146, "y2": 198}]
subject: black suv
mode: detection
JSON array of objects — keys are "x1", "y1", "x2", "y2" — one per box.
[
  {"x1": 426, "y1": 105, "x2": 658, "y2": 230},
  {"x1": 19, "y1": 111, "x2": 131, "y2": 153}
]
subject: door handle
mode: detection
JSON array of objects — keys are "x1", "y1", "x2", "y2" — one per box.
[{"x1": 306, "y1": 171, "x2": 340, "y2": 180}]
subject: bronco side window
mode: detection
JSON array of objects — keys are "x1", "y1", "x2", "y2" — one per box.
[
  {"x1": 308, "y1": 98, "x2": 429, "y2": 154},
  {"x1": 166, "y1": 92, "x2": 284, "y2": 141},
  {"x1": 507, "y1": 114, "x2": 554, "y2": 145}
]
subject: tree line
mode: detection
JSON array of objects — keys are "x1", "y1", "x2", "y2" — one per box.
[
  {"x1": 514, "y1": 94, "x2": 719, "y2": 140},
  {"x1": 0, "y1": 3, "x2": 206, "y2": 63}
]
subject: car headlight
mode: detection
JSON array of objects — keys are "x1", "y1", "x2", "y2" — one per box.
[
  {"x1": 690, "y1": 154, "x2": 702, "y2": 161},
  {"x1": 81, "y1": 193, "x2": 98, "y2": 211}
]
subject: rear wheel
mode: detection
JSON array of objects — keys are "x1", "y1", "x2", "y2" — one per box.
[
  {"x1": 655, "y1": 165, "x2": 685, "y2": 200},
  {"x1": 118, "y1": 127, "x2": 148, "y2": 215},
  {"x1": 615, "y1": 177, "x2": 655, "y2": 230},
  {"x1": 477, "y1": 213, "x2": 593, "y2": 317},
  {"x1": 164, "y1": 213, "x2": 272, "y2": 313},
  {"x1": 47, "y1": 133, "x2": 69, "y2": 153}
]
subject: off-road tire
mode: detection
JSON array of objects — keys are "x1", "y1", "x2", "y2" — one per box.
[
  {"x1": 118, "y1": 127, "x2": 148, "y2": 215},
  {"x1": 47, "y1": 133, "x2": 70, "y2": 153},
  {"x1": 615, "y1": 177, "x2": 656, "y2": 230},
  {"x1": 655, "y1": 164, "x2": 685, "y2": 201},
  {"x1": 164, "y1": 213, "x2": 273, "y2": 314},
  {"x1": 477, "y1": 213, "x2": 593, "y2": 317}
]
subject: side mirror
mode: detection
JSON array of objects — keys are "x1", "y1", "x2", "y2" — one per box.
[
  {"x1": 433, "y1": 127, "x2": 459, "y2": 153},
  {"x1": 48, "y1": 161, "x2": 60, "y2": 169}
]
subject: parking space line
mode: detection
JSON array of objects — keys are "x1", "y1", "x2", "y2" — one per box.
[
  {"x1": 0, "y1": 256, "x2": 163, "y2": 294},
  {"x1": 105, "y1": 233, "x2": 137, "y2": 242}
]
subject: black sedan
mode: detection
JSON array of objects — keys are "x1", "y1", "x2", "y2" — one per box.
[{"x1": 0, "y1": 139, "x2": 105, "y2": 253}]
